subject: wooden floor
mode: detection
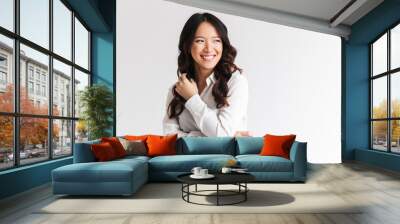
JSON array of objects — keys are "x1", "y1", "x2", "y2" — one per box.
[{"x1": 1, "y1": 162, "x2": 400, "y2": 224}]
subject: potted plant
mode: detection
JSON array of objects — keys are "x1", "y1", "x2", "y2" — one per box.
[{"x1": 79, "y1": 84, "x2": 113, "y2": 140}]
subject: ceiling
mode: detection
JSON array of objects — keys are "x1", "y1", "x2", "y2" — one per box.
[{"x1": 165, "y1": 0, "x2": 384, "y2": 38}]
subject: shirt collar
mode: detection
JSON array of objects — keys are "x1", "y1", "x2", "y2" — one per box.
[{"x1": 205, "y1": 73, "x2": 216, "y2": 86}]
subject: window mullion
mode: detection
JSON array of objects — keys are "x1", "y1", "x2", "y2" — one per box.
[
  {"x1": 388, "y1": 30, "x2": 391, "y2": 152},
  {"x1": 13, "y1": 0, "x2": 20, "y2": 166},
  {"x1": 71, "y1": 10, "x2": 76, "y2": 155},
  {"x1": 370, "y1": 45, "x2": 373, "y2": 149},
  {"x1": 49, "y1": 0, "x2": 54, "y2": 160}
]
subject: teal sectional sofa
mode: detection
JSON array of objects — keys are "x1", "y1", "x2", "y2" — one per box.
[{"x1": 52, "y1": 137, "x2": 307, "y2": 196}]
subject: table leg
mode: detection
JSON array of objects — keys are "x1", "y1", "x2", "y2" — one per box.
[
  {"x1": 217, "y1": 184, "x2": 219, "y2": 206},
  {"x1": 245, "y1": 183, "x2": 247, "y2": 201},
  {"x1": 187, "y1": 184, "x2": 190, "y2": 202}
]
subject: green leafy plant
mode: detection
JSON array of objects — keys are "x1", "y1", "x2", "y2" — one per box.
[{"x1": 79, "y1": 84, "x2": 113, "y2": 140}]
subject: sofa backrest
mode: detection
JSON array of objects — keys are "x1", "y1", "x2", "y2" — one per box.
[
  {"x1": 75, "y1": 136, "x2": 302, "y2": 160},
  {"x1": 178, "y1": 137, "x2": 236, "y2": 155},
  {"x1": 235, "y1": 137, "x2": 263, "y2": 155},
  {"x1": 73, "y1": 139, "x2": 100, "y2": 163}
]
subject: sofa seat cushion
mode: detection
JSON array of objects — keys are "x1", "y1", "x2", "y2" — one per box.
[
  {"x1": 53, "y1": 159, "x2": 147, "y2": 183},
  {"x1": 149, "y1": 154, "x2": 235, "y2": 172},
  {"x1": 236, "y1": 155, "x2": 293, "y2": 172},
  {"x1": 117, "y1": 155, "x2": 150, "y2": 162}
]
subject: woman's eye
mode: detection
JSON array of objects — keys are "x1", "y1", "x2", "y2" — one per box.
[
  {"x1": 214, "y1": 39, "x2": 221, "y2": 43},
  {"x1": 195, "y1": 39, "x2": 205, "y2": 43}
]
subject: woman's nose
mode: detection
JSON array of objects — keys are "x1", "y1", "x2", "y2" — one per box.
[{"x1": 204, "y1": 40, "x2": 212, "y2": 51}]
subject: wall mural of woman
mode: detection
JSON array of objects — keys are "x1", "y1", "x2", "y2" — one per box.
[{"x1": 163, "y1": 13, "x2": 250, "y2": 137}]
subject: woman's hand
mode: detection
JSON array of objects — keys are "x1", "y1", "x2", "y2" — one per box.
[{"x1": 175, "y1": 73, "x2": 198, "y2": 100}]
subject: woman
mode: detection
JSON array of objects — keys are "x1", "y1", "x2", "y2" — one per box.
[{"x1": 163, "y1": 13, "x2": 249, "y2": 137}]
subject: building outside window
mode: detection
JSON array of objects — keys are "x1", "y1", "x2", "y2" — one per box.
[
  {"x1": 28, "y1": 66, "x2": 34, "y2": 80},
  {"x1": 0, "y1": 54, "x2": 7, "y2": 90},
  {"x1": 0, "y1": 54, "x2": 6, "y2": 67},
  {"x1": 35, "y1": 70, "x2": 40, "y2": 81},
  {"x1": 28, "y1": 81, "x2": 34, "y2": 94},
  {"x1": 42, "y1": 85, "x2": 46, "y2": 97},
  {"x1": 0, "y1": 71, "x2": 6, "y2": 84},
  {"x1": 41, "y1": 73, "x2": 46, "y2": 83}
]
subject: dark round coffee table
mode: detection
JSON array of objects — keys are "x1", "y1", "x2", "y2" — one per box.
[{"x1": 177, "y1": 173, "x2": 255, "y2": 206}]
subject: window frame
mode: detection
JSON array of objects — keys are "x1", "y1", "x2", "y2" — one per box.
[
  {"x1": 370, "y1": 21, "x2": 400, "y2": 154},
  {"x1": 0, "y1": 0, "x2": 92, "y2": 171}
]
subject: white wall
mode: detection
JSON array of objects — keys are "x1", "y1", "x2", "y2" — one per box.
[{"x1": 116, "y1": 0, "x2": 341, "y2": 163}]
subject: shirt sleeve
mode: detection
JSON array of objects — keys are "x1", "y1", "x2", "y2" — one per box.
[
  {"x1": 184, "y1": 75, "x2": 248, "y2": 137},
  {"x1": 162, "y1": 86, "x2": 206, "y2": 138}
]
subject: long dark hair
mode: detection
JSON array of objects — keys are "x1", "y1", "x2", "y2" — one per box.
[{"x1": 168, "y1": 12, "x2": 241, "y2": 119}]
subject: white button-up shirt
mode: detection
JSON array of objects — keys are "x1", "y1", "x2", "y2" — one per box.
[{"x1": 163, "y1": 71, "x2": 248, "y2": 137}]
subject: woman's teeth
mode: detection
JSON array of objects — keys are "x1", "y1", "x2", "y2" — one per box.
[{"x1": 201, "y1": 55, "x2": 215, "y2": 61}]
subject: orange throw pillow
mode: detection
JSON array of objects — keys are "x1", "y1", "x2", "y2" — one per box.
[
  {"x1": 91, "y1": 142, "x2": 117, "y2": 161},
  {"x1": 101, "y1": 137, "x2": 127, "y2": 158},
  {"x1": 259, "y1": 134, "x2": 296, "y2": 159},
  {"x1": 146, "y1": 134, "x2": 177, "y2": 157}
]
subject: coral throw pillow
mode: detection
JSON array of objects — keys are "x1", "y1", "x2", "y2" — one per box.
[
  {"x1": 91, "y1": 142, "x2": 117, "y2": 161},
  {"x1": 259, "y1": 134, "x2": 296, "y2": 159},
  {"x1": 101, "y1": 137, "x2": 127, "y2": 158},
  {"x1": 146, "y1": 134, "x2": 177, "y2": 157}
]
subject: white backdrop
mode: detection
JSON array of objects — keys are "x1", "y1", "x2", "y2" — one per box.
[{"x1": 116, "y1": 0, "x2": 341, "y2": 163}]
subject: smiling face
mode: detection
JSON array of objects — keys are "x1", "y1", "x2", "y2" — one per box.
[{"x1": 190, "y1": 21, "x2": 223, "y2": 77}]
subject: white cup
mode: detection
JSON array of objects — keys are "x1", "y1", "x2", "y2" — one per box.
[
  {"x1": 200, "y1": 169, "x2": 208, "y2": 176},
  {"x1": 191, "y1": 167, "x2": 202, "y2": 176},
  {"x1": 221, "y1": 167, "x2": 232, "y2": 174}
]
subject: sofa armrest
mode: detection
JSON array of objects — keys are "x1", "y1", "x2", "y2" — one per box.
[
  {"x1": 73, "y1": 140, "x2": 100, "y2": 163},
  {"x1": 289, "y1": 141, "x2": 307, "y2": 181}
]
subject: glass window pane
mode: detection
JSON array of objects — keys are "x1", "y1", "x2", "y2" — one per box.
[
  {"x1": 372, "y1": 33, "x2": 387, "y2": 76},
  {"x1": 372, "y1": 77, "x2": 387, "y2": 119},
  {"x1": 53, "y1": 0, "x2": 72, "y2": 60},
  {"x1": 20, "y1": 0, "x2": 49, "y2": 49},
  {"x1": 75, "y1": 17, "x2": 89, "y2": 69},
  {"x1": 20, "y1": 44, "x2": 49, "y2": 115},
  {"x1": 20, "y1": 117, "x2": 49, "y2": 165},
  {"x1": 53, "y1": 119, "x2": 72, "y2": 157},
  {"x1": 372, "y1": 121, "x2": 388, "y2": 151},
  {"x1": 74, "y1": 69, "x2": 89, "y2": 118},
  {"x1": 392, "y1": 72, "x2": 400, "y2": 118},
  {"x1": 0, "y1": 116, "x2": 13, "y2": 170},
  {"x1": 75, "y1": 120, "x2": 88, "y2": 143},
  {"x1": 391, "y1": 24, "x2": 400, "y2": 70},
  {"x1": 53, "y1": 59, "x2": 72, "y2": 117},
  {"x1": 0, "y1": 34, "x2": 14, "y2": 112},
  {"x1": 0, "y1": 0, "x2": 13, "y2": 31},
  {"x1": 392, "y1": 120, "x2": 400, "y2": 153}
]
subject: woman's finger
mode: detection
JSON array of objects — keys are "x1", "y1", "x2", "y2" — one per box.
[{"x1": 181, "y1": 73, "x2": 188, "y2": 81}]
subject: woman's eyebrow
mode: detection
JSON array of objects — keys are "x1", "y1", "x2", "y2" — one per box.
[{"x1": 194, "y1": 36, "x2": 220, "y2": 39}]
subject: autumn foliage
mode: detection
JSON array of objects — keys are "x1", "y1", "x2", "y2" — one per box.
[
  {"x1": 373, "y1": 99, "x2": 400, "y2": 142},
  {"x1": 0, "y1": 84, "x2": 59, "y2": 150}
]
